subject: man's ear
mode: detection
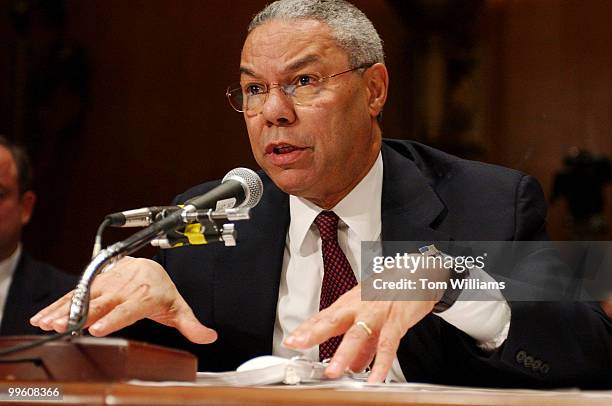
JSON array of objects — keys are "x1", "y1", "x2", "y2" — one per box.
[
  {"x1": 20, "y1": 190, "x2": 36, "y2": 226},
  {"x1": 364, "y1": 63, "x2": 389, "y2": 119}
]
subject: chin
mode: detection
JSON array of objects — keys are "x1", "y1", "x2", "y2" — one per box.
[{"x1": 266, "y1": 167, "x2": 314, "y2": 197}]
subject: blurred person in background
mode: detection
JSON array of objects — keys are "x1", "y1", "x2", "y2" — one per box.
[{"x1": 0, "y1": 135, "x2": 76, "y2": 335}]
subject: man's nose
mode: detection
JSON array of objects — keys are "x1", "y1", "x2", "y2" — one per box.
[{"x1": 261, "y1": 86, "x2": 296, "y2": 126}]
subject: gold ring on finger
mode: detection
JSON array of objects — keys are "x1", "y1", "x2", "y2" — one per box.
[{"x1": 355, "y1": 320, "x2": 373, "y2": 336}]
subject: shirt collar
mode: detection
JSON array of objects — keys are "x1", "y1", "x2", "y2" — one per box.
[
  {"x1": 0, "y1": 244, "x2": 22, "y2": 281},
  {"x1": 288, "y1": 152, "x2": 383, "y2": 250}
]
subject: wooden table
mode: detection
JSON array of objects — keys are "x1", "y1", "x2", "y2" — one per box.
[{"x1": 2, "y1": 381, "x2": 611, "y2": 405}]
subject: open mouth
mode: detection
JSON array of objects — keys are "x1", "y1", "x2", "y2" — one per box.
[
  {"x1": 273, "y1": 145, "x2": 300, "y2": 154},
  {"x1": 265, "y1": 142, "x2": 310, "y2": 166},
  {"x1": 266, "y1": 143, "x2": 307, "y2": 155}
]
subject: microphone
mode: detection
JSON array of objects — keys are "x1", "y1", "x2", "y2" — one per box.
[
  {"x1": 105, "y1": 168, "x2": 263, "y2": 227},
  {"x1": 184, "y1": 167, "x2": 263, "y2": 211}
]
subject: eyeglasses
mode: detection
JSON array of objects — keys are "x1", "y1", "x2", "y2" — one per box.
[{"x1": 226, "y1": 64, "x2": 372, "y2": 115}]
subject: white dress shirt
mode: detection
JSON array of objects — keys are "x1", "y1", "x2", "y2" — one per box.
[
  {"x1": 272, "y1": 152, "x2": 511, "y2": 381},
  {"x1": 0, "y1": 245, "x2": 21, "y2": 327}
]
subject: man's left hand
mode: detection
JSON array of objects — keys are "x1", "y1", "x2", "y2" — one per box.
[{"x1": 283, "y1": 284, "x2": 437, "y2": 383}]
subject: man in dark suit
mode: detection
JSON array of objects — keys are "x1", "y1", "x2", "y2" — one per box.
[
  {"x1": 0, "y1": 135, "x2": 76, "y2": 335},
  {"x1": 32, "y1": 0, "x2": 611, "y2": 388},
  {"x1": 146, "y1": 139, "x2": 609, "y2": 388}
]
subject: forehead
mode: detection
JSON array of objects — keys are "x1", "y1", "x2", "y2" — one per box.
[{"x1": 240, "y1": 19, "x2": 350, "y2": 76}]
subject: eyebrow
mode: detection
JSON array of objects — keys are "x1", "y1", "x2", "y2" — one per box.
[
  {"x1": 239, "y1": 66, "x2": 257, "y2": 77},
  {"x1": 239, "y1": 54, "x2": 322, "y2": 78},
  {"x1": 286, "y1": 54, "x2": 321, "y2": 71}
]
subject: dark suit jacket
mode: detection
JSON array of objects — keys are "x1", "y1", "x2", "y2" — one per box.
[
  {"x1": 141, "y1": 139, "x2": 611, "y2": 388},
  {"x1": 0, "y1": 252, "x2": 77, "y2": 336}
]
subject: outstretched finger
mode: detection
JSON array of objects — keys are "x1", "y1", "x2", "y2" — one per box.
[
  {"x1": 368, "y1": 321, "x2": 403, "y2": 383},
  {"x1": 64, "y1": 292, "x2": 128, "y2": 331},
  {"x1": 324, "y1": 319, "x2": 378, "y2": 379},
  {"x1": 171, "y1": 304, "x2": 218, "y2": 344},
  {"x1": 30, "y1": 290, "x2": 74, "y2": 330},
  {"x1": 87, "y1": 288, "x2": 217, "y2": 345},
  {"x1": 284, "y1": 305, "x2": 353, "y2": 350},
  {"x1": 87, "y1": 284, "x2": 161, "y2": 336}
]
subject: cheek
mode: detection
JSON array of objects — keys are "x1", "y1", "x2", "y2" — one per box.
[
  {"x1": 299, "y1": 106, "x2": 347, "y2": 161},
  {"x1": 245, "y1": 121, "x2": 263, "y2": 152},
  {"x1": 0, "y1": 204, "x2": 20, "y2": 229}
]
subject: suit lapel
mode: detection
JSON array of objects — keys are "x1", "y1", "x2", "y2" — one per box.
[{"x1": 381, "y1": 143, "x2": 451, "y2": 246}]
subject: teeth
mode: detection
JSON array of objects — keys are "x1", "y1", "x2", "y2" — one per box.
[{"x1": 273, "y1": 145, "x2": 296, "y2": 154}]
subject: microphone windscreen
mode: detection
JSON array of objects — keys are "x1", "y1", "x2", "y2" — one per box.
[{"x1": 222, "y1": 167, "x2": 263, "y2": 208}]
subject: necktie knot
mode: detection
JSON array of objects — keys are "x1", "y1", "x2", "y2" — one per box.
[{"x1": 314, "y1": 211, "x2": 340, "y2": 242}]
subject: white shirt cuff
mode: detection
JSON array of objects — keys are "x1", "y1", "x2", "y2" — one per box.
[{"x1": 435, "y1": 267, "x2": 511, "y2": 351}]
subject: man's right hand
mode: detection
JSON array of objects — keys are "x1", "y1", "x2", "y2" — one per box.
[{"x1": 29, "y1": 257, "x2": 217, "y2": 344}]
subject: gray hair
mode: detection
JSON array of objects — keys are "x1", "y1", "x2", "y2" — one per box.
[{"x1": 248, "y1": 0, "x2": 384, "y2": 68}]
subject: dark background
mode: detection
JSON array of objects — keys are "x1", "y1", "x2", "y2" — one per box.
[{"x1": 0, "y1": 0, "x2": 610, "y2": 274}]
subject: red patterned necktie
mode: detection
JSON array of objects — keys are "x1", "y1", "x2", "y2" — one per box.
[{"x1": 314, "y1": 210, "x2": 358, "y2": 361}]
